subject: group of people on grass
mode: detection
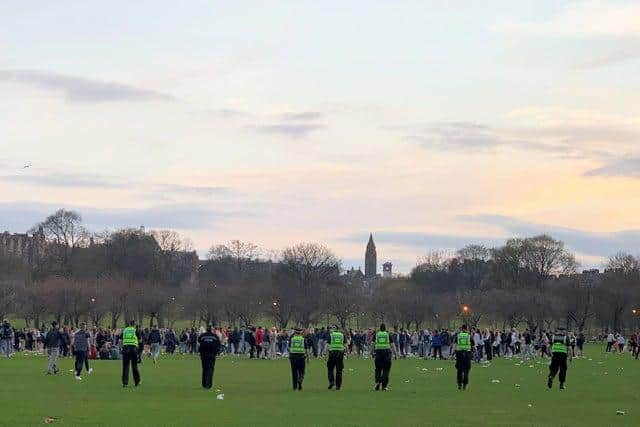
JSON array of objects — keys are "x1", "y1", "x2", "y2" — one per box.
[{"x1": 4, "y1": 317, "x2": 640, "y2": 367}]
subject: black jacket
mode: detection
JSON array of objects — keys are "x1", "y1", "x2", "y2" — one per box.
[{"x1": 198, "y1": 332, "x2": 221, "y2": 356}]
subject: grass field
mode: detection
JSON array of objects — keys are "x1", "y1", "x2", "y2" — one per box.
[{"x1": 1, "y1": 345, "x2": 638, "y2": 427}]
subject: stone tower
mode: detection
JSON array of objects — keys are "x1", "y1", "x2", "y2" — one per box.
[{"x1": 365, "y1": 233, "x2": 377, "y2": 278}]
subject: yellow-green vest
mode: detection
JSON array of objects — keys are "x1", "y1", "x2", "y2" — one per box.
[
  {"x1": 330, "y1": 331, "x2": 344, "y2": 352},
  {"x1": 123, "y1": 326, "x2": 138, "y2": 346},
  {"x1": 457, "y1": 331, "x2": 471, "y2": 351},
  {"x1": 374, "y1": 331, "x2": 391, "y2": 350},
  {"x1": 290, "y1": 335, "x2": 305, "y2": 354},
  {"x1": 551, "y1": 335, "x2": 567, "y2": 353}
]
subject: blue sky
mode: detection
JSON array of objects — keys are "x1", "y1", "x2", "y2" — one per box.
[{"x1": 1, "y1": 1, "x2": 639, "y2": 273}]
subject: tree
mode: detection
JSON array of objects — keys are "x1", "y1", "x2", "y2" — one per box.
[
  {"x1": 33, "y1": 209, "x2": 88, "y2": 248},
  {"x1": 321, "y1": 279, "x2": 363, "y2": 329},
  {"x1": 280, "y1": 243, "x2": 341, "y2": 326},
  {"x1": 595, "y1": 253, "x2": 640, "y2": 332},
  {"x1": 0, "y1": 253, "x2": 30, "y2": 320}
]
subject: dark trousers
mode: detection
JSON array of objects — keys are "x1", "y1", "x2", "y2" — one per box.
[
  {"x1": 549, "y1": 352, "x2": 568, "y2": 384},
  {"x1": 327, "y1": 351, "x2": 344, "y2": 388},
  {"x1": 122, "y1": 346, "x2": 140, "y2": 386},
  {"x1": 200, "y1": 354, "x2": 216, "y2": 389},
  {"x1": 432, "y1": 346, "x2": 442, "y2": 359},
  {"x1": 289, "y1": 354, "x2": 306, "y2": 389},
  {"x1": 74, "y1": 350, "x2": 87, "y2": 376},
  {"x1": 374, "y1": 350, "x2": 392, "y2": 387},
  {"x1": 455, "y1": 351, "x2": 472, "y2": 386}
]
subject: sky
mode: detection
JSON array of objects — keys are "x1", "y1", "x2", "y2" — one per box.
[{"x1": 1, "y1": 0, "x2": 639, "y2": 273}]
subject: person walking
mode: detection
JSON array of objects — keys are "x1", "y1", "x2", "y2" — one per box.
[
  {"x1": 72, "y1": 323, "x2": 91, "y2": 380},
  {"x1": 373, "y1": 323, "x2": 392, "y2": 391},
  {"x1": 547, "y1": 327, "x2": 570, "y2": 390},
  {"x1": 0, "y1": 320, "x2": 13, "y2": 358},
  {"x1": 327, "y1": 325, "x2": 345, "y2": 390},
  {"x1": 44, "y1": 322, "x2": 62, "y2": 375},
  {"x1": 148, "y1": 325, "x2": 162, "y2": 365},
  {"x1": 289, "y1": 328, "x2": 307, "y2": 391},
  {"x1": 198, "y1": 325, "x2": 221, "y2": 389},
  {"x1": 121, "y1": 321, "x2": 141, "y2": 387},
  {"x1": 455, "y1": 325, "x2": 472, "y2": 390}
]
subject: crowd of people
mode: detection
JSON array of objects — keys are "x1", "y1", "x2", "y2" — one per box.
[{"x1": 2, "y1": 318, "x2": 639, "y2": 365}]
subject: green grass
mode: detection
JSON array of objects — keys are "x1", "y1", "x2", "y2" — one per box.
[{"x1": 1, "y1": 345, "x2": 639, "y2": 426}]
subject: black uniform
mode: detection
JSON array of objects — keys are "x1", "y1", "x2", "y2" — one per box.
[
  {"x1": 122, "y1": 345, "x2": 140, "y2": 386},
  {"x1": 198, "y1": 331, "x2": 221, "y2": 389},
  {"x1": 548, "y1": 333, "x2": 570, "y2": 388},
  {"x1": 289, "y1": 335, "x2": 306, "y2": 390},
  {"x1": 374, "y1": 350, "x2": 392, "y2": 389},
  {"x1": 455, "y1": 350, "x2": 472, "y2": 388},
  {"x1": 326, "y1": 333, "x2": 344, "y2": 390}
]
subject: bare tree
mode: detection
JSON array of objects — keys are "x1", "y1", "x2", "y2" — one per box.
[
  {"x1": 280, "y1": 243, "x2": 340, "y2": 326},
  {"x1": 33, "y1": 209, "x2": 88, "y2": 248}
]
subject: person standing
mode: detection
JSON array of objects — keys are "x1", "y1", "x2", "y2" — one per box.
[
  {"x1": 122, "y1": 321, "x2": 141, "y2": 387},
  {"x1": 373, "y1": 323, "x2": 392, "y2": 391},
  {"x1": 547, "y1": 327, "x2": 570, "y2": 390},
  {"x1": 72, "y1": 323, "x2": 91, "y2": 380},
  {"x1": 289, "y1": 328, "x2": 307, "y2": 391},
  {"x1": 455, "y1": 325, "x2": 472, "y2": 390},
  {"x1": 44, "y1": 322, "x2": 62, "y2": 375},
  {"x1": 198, "y1": 325, "x2": 221, "y2": 389},
  {"x1": 0, "y1": 320, "x2": 13, "y2": 358},
  {"x1": 327, "y1": 325, "x2": 345, "y2": 390},
  {"x1": 148, "y1": 325, "x2": 162, "y2": 365}
]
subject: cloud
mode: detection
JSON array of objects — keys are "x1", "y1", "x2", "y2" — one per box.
[
  {"x1": 584, "y1": 157, "x2": 640, "y2": 178},
  {"x1": 404, "y1": 121, "x2": 635, "y2": 159},
  {"x1": 577, "y1": 42, "x2": 640, "y2": 68},
  {"x1": 1, "y1": 172, "x2": 127, "y2": 189},
  {"x1": 0, "y1": 69, "x2": 175, "y2": 103},
  {"x1": 149, "y1": 184, "x2": 232, "y2": 200},
  {"x1": 253, "y1": 123, "x2": 327, "y2": 139},
  {"x1": 499, "y1": 1, "x2": 640, "y2": 38},
  {"x1": 459, "y1": 214, "x2": 640, "y2": 259},
  {"x1": 0, "y1": 201, "x2": 238, "y2": 232},
  {"x1": 279, "y1": 111, "x2": 324, "y2": 121},
  {"x1": 341, "y1": 231, "x2": 502, "y2": 252}
]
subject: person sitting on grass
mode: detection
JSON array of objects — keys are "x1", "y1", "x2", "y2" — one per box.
[
  {"x1": 110, "y1": 343, "x2": 121, "y2": 360},
  {"x1": 99, "y1": 344, "x2": 110, "y2": 360}
]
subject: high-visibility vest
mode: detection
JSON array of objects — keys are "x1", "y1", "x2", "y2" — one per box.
[
  {"x1": 123, "y1": 326, "x2": 138, "y2": 346},
  {"x1": 457, "y1": 331, "x2": 471, "y2": 351},
  {"x1": 551, "y1": 335, "x2": 567, "y2": 353},
  {"x1": 374, "y1": 331, "x2": 391, "y2": 350},
  {"x1": 290, "y1": 335, "x2": 305, "y2": 354},
  {"x1": 329, "y1": 331, "x2": 344, "y2": 351}
]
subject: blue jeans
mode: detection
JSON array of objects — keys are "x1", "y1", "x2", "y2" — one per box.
[{"x1": 0, "y1": 339, "x2": 11, "y2": 357}]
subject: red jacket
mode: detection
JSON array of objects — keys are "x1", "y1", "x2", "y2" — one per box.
[{"x1": 255, "y1": 329, "x2": 263, "y2": 345}]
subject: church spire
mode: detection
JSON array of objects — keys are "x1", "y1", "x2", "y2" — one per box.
[{"x1": 365, "y1": 233, "x2": 377, "y2": 278}]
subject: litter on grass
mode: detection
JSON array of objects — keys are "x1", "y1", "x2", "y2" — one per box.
[{"x1": 216, "y1": 394, "x2": 225, "y2": 400}]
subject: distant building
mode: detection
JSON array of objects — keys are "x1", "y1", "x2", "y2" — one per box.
[
  {"x1": 365, "y1": 233, "x2": 377, "y2": 278},
  {"x1": 0, "y1": 226, "x2": 46, "y2": 266},
  {"x1": 382, "y1": 261, "x2": 392, "y2": 278}
]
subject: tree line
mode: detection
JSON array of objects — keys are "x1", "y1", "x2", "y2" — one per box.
[{"x1": 1, "y1": 209, "x2": 639, "y2": 334}]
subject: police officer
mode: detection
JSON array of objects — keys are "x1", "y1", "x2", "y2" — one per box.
[
  {"x1": 327, "y1": 325, "x2": 345, "y2": 390},
  {"x1": 289, "y1": 328, "x2": 307, "y2": 391},
  {"x1": 548, "y1": 327, "x2": 570, "y2": 390},
  {"x1": 122, "y1": 320, "x2": 141, "y2": 387},
  {"x1": 374, "y1": 323, "x2": 392, "y2": 391},
  {"x1": 455, "y1": 324, "x2": 472, "y2": 390},
  {"x1": 198, "y1": 325, "x2": 221, "y2": 389}
]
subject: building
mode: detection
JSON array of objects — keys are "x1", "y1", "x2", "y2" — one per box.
[
  {"x1": 382, "y1": 261, "x2": 393, "y2": 278},
  {"x1": 365, "y1": 233, "x2": 377, "y2": 278},
  {"x1": 0, "y1": 226, "x2": 46, "y2": 266}
]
